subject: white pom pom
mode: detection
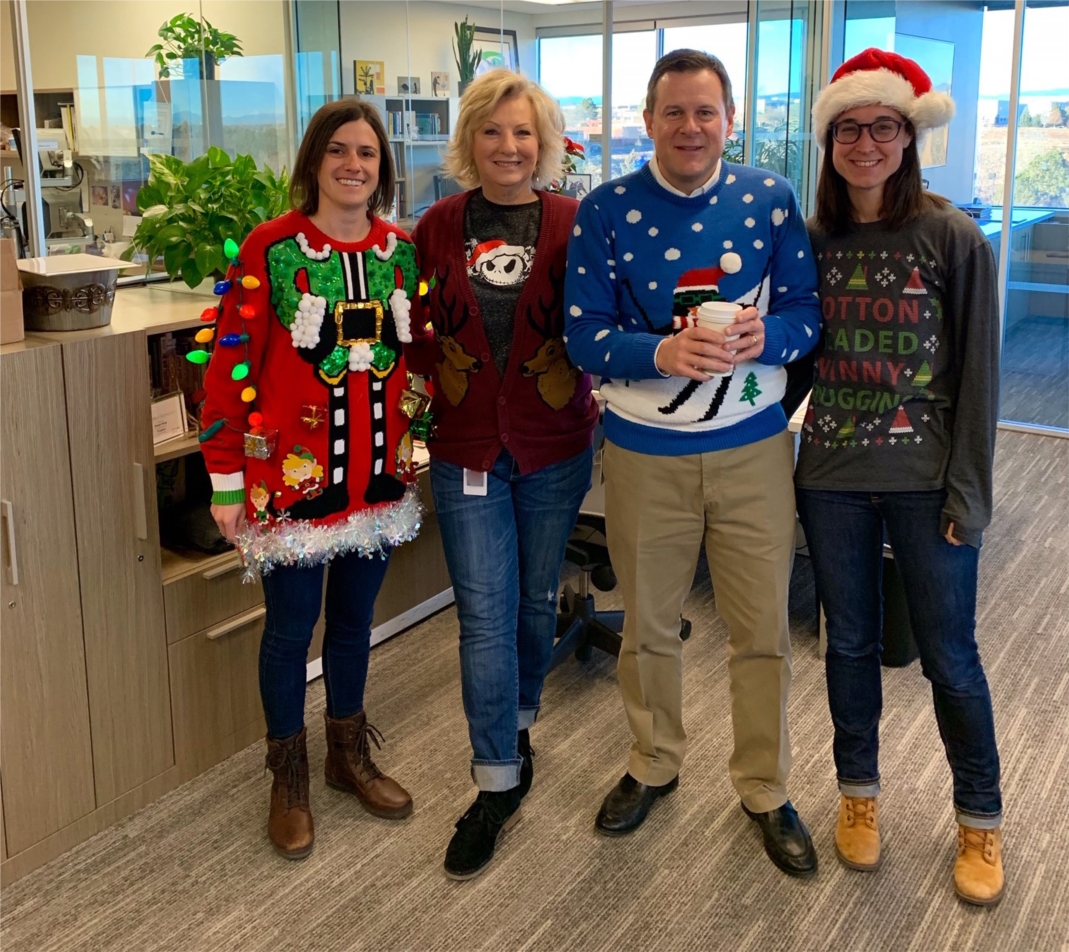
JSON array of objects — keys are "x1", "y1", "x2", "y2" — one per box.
[{"x1": 720, "y1": 252, "x2": 742, "y2": 274}]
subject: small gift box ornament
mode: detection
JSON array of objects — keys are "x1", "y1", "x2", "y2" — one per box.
[
  {"x1": 244, "y1": 428, "x2": 279, "y2": 460},
  {"x1": 398, "y1": 388, "x2": 431, "y2": 421}
]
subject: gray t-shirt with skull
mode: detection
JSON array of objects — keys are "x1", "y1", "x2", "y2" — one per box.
[{"x1": 464, "y1": 190, "x2": 542, "y2": 377}]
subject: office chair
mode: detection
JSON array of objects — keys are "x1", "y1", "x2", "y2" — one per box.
[{"x1": 550, "y1": 511, "x2": 691, "y2": 670}]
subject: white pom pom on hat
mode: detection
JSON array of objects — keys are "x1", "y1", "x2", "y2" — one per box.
[
  {"x1": 812, "y1": 47, "x2": 955, "y2": 150},
  {"x1": 720, "y1": 251, "x2": 742, "y2": 274}
]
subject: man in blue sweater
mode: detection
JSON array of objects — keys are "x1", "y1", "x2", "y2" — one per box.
[{"x1": 564, "y1": 50, "x2": 821, "y2": 876}]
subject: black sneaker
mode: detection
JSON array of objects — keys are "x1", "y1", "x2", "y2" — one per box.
[
  {"x1": 517, "y1": 730, "x2": 535, "y2": 799},
  {"x1": 444, "y1": 788, "x2": 523, "y2": 880}
]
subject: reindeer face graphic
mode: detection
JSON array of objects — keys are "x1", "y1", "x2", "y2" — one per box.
[
  {"x1": 437, "y1": 336, "x2": 483, "y2": 406},
  {"x1": 522, "y1": 337, "x2": 577, "y2": 410}
]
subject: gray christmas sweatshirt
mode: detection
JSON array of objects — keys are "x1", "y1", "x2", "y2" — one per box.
[{"x1": 796, "y1": 203, "x2": 1000, "y2": 547}]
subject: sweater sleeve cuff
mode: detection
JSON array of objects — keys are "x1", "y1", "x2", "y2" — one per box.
[
  {"x1": 758, "y1": 316, "x2": 790, "y2": 365},
  {"x1": 652, "y1": 338, "x2": 671, "y2": 378},
  {"x1": 210, "y1": 472, "x2": 246, "y2": 506}
]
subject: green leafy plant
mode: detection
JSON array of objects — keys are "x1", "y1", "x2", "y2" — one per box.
[
  {"x1": 146, "y1": 13, "x2": 243, "y2": 79},
  {"x1": 453, "y1": 17, "x2": 483, "y2": 83},
  {"x1": 123, "y1": 147, "x2": 289, "y2": 288}
]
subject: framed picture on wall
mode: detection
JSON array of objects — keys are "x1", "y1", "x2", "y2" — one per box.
[
  {"x1": 354, "y1": 60, "x2": 386, "y2": 95},
  {"x1": 473, "y1": 26, "x2": 520, "y2": 74},
  {"x1": 397, "y1": 76, "x2": 421, "y2": 95},
  {"x1": 560, "y1": 173, "x2": 592, "y2": 201}
]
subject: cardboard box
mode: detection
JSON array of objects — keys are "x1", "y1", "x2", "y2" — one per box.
[
  {"x1": 0, "y1": 238, "x2": 20, "y2": 292},
  {"x1": 1, "y1": 289, "x2": 25, "y2": 344}
]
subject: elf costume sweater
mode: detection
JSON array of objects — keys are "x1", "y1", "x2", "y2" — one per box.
[
  {"x1": 405, "y1": 189, "x2": 598, "y2": 475},
  {"x1": 564, "y1": 162, "x2": 822, "y2": 455},
  {"x1": 795, "y1": 204, "x2": 1000, "y2": 547},
  {"x1": 199, "y1": 210, "x2": 423, "y2": 579}
]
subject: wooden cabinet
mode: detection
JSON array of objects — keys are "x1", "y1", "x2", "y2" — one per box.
[
  {"x1": 0, "y1": 343, "x2": 96, "y2": 855},
  {"x1": 61, "y1": 332, "x2": 174, "y2": 804}
]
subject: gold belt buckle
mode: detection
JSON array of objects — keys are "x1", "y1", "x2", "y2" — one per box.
[{"x1": 334, "y1": 300, "x2": 384, "y2": 347}]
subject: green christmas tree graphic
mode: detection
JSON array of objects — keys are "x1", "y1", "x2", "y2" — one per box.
[
  {"x1": 738, "y1": 371, "x2": 762, "y2": 406},
  {"x1": 914, "y1": 360, "x2": 933, "y2": 387}
]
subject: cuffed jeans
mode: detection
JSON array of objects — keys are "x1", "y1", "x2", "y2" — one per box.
[
  {"x1": 431, "y1": 447, "x2": 592, "y2": 791},
  {"x1": 259, "y1": 550, "x2": 391, "y2": 740},
  {"x1": 796, "y1": 487, "x2": 1002, "y2": 828}
]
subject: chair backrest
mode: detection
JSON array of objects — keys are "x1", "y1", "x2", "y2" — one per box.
[{"x1": 433, "y1": 174, "x2": 466, "y2": 201}]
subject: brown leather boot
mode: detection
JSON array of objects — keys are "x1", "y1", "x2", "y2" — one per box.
[
  {"x1": 835, "y1": 795, "x2": 881, "y2": 870},
  {"x1": 324, "y1": 711, "x2": 413, "y2": 819},
  {"x1": 264, "y1": 728, "x2": 314, "y2": 860},
  {"x1": 954, "y1": 825, "x2": 1004, "y2": 906}
]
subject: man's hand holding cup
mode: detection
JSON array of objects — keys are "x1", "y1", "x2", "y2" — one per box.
[{"x1": 654, "y1": 302, "x2": 765, "y2": 381}]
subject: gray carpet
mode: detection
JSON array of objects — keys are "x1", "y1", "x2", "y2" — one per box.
[{"x1": 3, "y1": 432, "x2": 1068, "y2": 952}]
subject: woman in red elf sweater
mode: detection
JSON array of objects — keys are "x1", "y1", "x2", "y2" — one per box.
[
  {"x1": 406, "y1": 69, "x2": 598, "y2": 880},
  {"x1": 201, "y1": 100, "x2": 420, "y2": 860}
]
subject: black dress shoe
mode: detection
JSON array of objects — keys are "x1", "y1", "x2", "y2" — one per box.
[
  {"x1": 595, "y1": 773, "x2": 678, "y2": 836},
  {"x1": 444, "y1": 788, "x2": 523, "y2": 880},
  {"x1": 742, "y1": 800, "x2": 818, "y2": 877}
]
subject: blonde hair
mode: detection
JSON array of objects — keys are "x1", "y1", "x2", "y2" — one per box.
[{"x1": 444, "y1": 69, "x2": 565, "y2": 190}]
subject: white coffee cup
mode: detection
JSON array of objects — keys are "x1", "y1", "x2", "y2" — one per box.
[{"x1": 696, "y1": 301, "x2": 742, "y2": 376}]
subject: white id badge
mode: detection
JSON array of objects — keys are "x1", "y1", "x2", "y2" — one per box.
[{"x1": 462, "y1": 468, "x2": 488, "y2": 496}]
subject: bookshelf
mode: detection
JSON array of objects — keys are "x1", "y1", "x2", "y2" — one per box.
[{"x1": 361, "y1": 95, "x2": 462, "y2": 227}]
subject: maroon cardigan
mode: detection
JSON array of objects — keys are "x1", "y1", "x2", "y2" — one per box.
[{"x1": 406, "y1": 189, "x2": 597, "y2": 474}]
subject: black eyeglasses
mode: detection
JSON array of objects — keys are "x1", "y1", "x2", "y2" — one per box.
[{"x1": 831, "y1": 119, "x2": 905, "y2": 144}]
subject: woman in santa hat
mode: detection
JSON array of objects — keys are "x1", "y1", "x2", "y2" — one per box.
[
  {"x1": 405, "y1": 69, "x2": 597, "y2": 880},
  {"x1": 796, "y1": 48, "x2": 1005, "y2": 905}
]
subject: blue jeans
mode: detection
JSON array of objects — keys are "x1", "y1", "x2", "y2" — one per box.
[
  {"x1": 796, "y1": 488, "x2": 1002, "y2": 828},
  {"x1": 431, "y1": 447, "x2": 593, "y2": 791},
  {"x1": 259, "y1": 550, "x2": 391, "y2": 739}
]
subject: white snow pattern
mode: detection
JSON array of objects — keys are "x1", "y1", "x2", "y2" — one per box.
[
  {"x1": 771, "y1": 208, "x2": 786, "y2": 226},
  {"x1": 648, "y1": 227, "x2": 659, "y2": 236},
  {"x1": 692, "y1": 222, "x2": 703, "y2": 231},
  {"x1": 744, "y1": 218, "x2": 755, "y2": 228},
  {"x1": 754, "y1": 240, "x2": 764, "y2": 249},
  {"x1": 665, "y1": 249, "x2": 681, "y2": 260},
  {"x1": 594, "y1": 329, "x2": 610, "y2": 341},
  {"x1": 569, "y1": 305, "x2": 582, "y2": 317},
  {"x1": 626, "y1": 209, "x2": 642, "y2": 223},
  {"x1": 742, "y1": 194, "x2": 753, "y2": 203}
]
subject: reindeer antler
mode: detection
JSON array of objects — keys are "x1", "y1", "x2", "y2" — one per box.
[
  {"x1": 527, "y1": 263, "x2": 566, "y2": 337},
  {"x1": 437, "y1": 265, "x2": 469, "y2": 336}
]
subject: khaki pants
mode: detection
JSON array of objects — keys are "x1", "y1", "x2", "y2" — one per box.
[{"x1": 603, "y1": 431, "x2": 796, "y2": 813}]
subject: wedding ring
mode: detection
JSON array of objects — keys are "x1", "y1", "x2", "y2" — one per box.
[{"x1": 751, "y1": 334, "x2": 758, "y2": 345}]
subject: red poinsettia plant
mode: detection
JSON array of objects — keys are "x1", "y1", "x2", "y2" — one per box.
[{"x1": 547, "y1": 136, "x2": 586, "y2": 192}]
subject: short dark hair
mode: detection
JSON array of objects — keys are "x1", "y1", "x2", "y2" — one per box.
[
  {"x1": 289, "y1": 99, "x2": 395, "y2": 217},
  {"x1": 814, "y1": 123, "x2": 949, "y2": 235},
  {"x1": 645, "y1": 49, "x2": 734, "y2": 115}
]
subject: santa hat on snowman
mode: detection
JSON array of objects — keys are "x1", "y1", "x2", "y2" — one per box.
[
  {"x1": 812, "y1": 48, "x2": 955, "y2": 150},
  {"x1": 671, "y1": 251, "x2": 743, "y2": 329}
]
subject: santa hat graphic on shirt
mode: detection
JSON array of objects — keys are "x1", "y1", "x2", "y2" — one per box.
[
  {"x1": 903, "y1": 266, "x2": 927, "y2": 295},
  {"x1": 812, "y1": 47, "x2": 955, "y2": 149},
  {"x1": 889, "y1": 405, "x2": 914, "y2": 434},
  {"x1": 467, "y1": 239, "x2": 507, "y2": 270},
  {"x1": 671, "y1": 252, "x2": 743, "y2": 328}
]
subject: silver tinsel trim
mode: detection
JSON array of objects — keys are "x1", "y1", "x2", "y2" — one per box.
[{"x1": 236, "y1": 485, "x2": 423, "y2": 582}]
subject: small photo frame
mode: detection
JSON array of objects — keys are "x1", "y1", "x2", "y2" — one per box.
[
  {"x1": 473, "y1": 26, "x2": 520, "y2": 74},
  {"x1": 151, "y1": 392, "x2": 188, "y2": 446},
  {"x1": 397, "y1": 76, "x2": 421, "y2": 95},
  {"x1": 431, "y1": 71, "x2": 450, "y2": 98},
  {"x1": 354, "y1": 59, "x2": 385, "y2": 95},
  {"x1": 561, "y1": 173, "x2": 592, "y2": 200}
]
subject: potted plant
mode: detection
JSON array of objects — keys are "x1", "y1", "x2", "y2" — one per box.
[
  {"x1": 122, "y1": 147, "x2": 289, "y2": 288},
  {"x1": 453, "y1": 17, "x2": 482, "y2": 95},
  {"x1": 146, "y1": 12, "x2": 243, "y2": 80}
]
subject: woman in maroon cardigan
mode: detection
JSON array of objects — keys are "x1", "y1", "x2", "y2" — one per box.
[{"x1": 405, "y1": 69, "x2": 597, "y2": 880}]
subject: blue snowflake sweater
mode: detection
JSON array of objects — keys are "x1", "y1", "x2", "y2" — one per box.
[{"x1": 564, "y1": 162, "x2": 822, "y2": 456}]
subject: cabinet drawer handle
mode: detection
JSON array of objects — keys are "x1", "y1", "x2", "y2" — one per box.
[
  {"x1": 206, "y1": 605, "x2": 266, "y2": 641},
  {"x1": 202, "y1": 555, "x2": 242, "y2": 580},
  {"x1": 1, "y1": 500, "x2": 18, "y2": 586},
  {"x1": 132, "y1": 463, "x2": 148, "y2": 540}
]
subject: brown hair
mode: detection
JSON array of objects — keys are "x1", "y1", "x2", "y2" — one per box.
[
  {"x1": 814, "y1": 123, "x2": 948, "y2": 235},
  {"x1": 289, "y1": 99, "x2": 395, "y2": 217},
  {"x1": 645, "y1": 49, "x2": 734, "y2": 115}
]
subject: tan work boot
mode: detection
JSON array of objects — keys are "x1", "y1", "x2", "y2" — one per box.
[
  {"x1": 265, "y1": 728, "x2": 314, "y2": 860},
  {"x1": 954, "y1": 825, "x2": 1004, "y2": 906},
  {"x1": 324, "y1": 711, "x2": 412, "y2": 819},
  {"x1": 835, "y1": 795, "x2": 881, "y2": 870}
]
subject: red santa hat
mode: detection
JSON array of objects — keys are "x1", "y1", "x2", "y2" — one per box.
[
  {"x1": 467, "y1": 238, "x2": 506, "y2": 269},
  {"x1": 812, "y1": 48, "x2": 955, "y2": 150},
  {"x1": 673, "y1": 252, "x2": 743, "y2": 295}
]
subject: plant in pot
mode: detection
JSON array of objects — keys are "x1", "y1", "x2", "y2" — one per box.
[
  {"x1": 453, "y1": 16, "x2": 482, "y2": 95},
  {"x1": 146, "y1": 12, "x2": 243, "y2": 80},
  {"x1": 122, "y1": 147, "x2": 289, "y2": 288}
]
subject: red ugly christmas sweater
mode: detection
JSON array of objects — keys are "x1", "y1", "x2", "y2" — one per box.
[{"x1": 199, "y1": 211, "x2": 423, "y2": 578}]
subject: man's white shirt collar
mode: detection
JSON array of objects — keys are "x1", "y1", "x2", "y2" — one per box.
[{"x1": 648, "y1": 155, "x2": 722, "y2": 197}]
